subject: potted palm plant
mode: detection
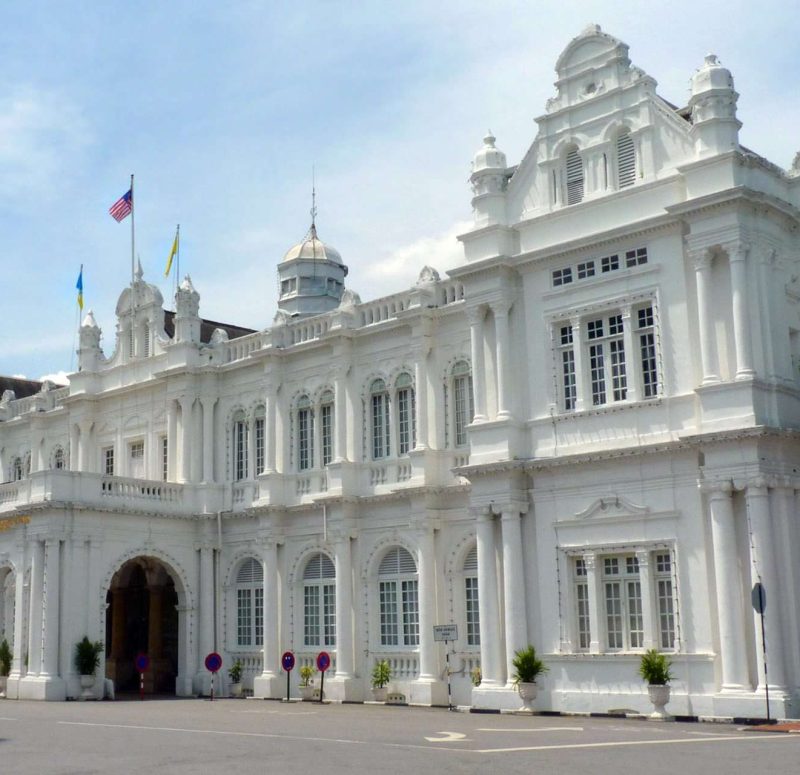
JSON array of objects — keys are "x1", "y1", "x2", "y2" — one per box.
[
  {"x1": 0, "y1": 638, "x2": 11, "y2": 699},
  {"x1": 639, "y1": 649, "x2": 674, "y2": 720},
  {"x1": 298, "y1": 664, "x2": 316, "y2": 701},
  {"x1": 511, "y1": 645, "x2": 548, "y2": 711},
  {"x1": 74, "y1": 636, "x2": 104, "y2": 700},
  {"x1": 371, "y1": 659, "x2": 391, "y2": 702},
  {"x1": 228, "y1": 659, "x2": 243, "y2": 698}
]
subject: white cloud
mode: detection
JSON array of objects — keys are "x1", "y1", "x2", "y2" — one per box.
[{"x1": 39, "y1": 371, "x2": 70, "y2": 385}]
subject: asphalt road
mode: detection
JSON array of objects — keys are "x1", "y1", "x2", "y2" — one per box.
[{"x1": 1, "y1": 698, "x2": 798, "y2": 774}]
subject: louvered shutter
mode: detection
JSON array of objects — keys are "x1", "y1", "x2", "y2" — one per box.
[
  {"x1": 463, "y1": 547, "x2": 478, "y2": 572},
  {"x1": 566, "y1": 148, "x2": 584, "y2": 205},
  {"x1": 379, "y1": 547, "x2": 417, "y2": 575},
  {"x1": 237, "y1": 557, "x2": 264, "y2": 584},
  {"x1": 616, "y1": 131, "x2": 636, "y2": 188}
]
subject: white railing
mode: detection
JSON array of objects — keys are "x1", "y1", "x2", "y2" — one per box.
[
  {"x1": 100, "y1": 476, "x2": 183, "y2": 503},
  {"x1": 0, "y1": 481, "x2": 21, "y2": 505},
  {"x1": 452, "y1": 453, "x2": 470, "y2": 469},
  {"x1": 221, "y1": 331, "x2": 269, "y2": 364},
  {"x1": 376, "y1": 652, "x2": 419, "y2": 681},
  {"x1": 286, "y1": 317, "x2": 331, "y2": 345},
  {"x1": 228, "y1": 651, "x2": 263, "y2": 691},
  {"x1": 438, "y1": 281, "x2": 465, "y2": 306},
  {"x1": 358, "y1": 293, "x2": 411, "y2": 327},
  {"x1": 363, "y1": 460, "x2": 419, "y2": 489},
  {"x1": 6, "y1": 396, "x2": 36, "y2": 418}
]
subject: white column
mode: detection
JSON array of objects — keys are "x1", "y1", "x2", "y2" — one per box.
[
  {"x1": 416, "y1": 527, "x2": 437, "y2": 682},
  {"x1": 198, "y1": 545, "x2": 214, "y2": 675},
  {"x1": 68, "y1": 423, "x2": 79, "y2": 471},
  {"x1": 246, "y1": 416, "x2": 256, "y2": 480},
  {"x1": 692, "y1": 249, "x2": 721, "y2": 385},
  {"x1": 476, "y1": 508, "x2": 503, "y2": 685},
  {"x1": 333, "y1": 370, "x2": 348, "y2": 463},
  {"x1": 583, "y1": 552, "x2": 603, "y2": 654},
  {"x1": 466, "y1": 305, "x2": 487, "y2": 422},
  {"x1": 264, "y1": 383, "x2": 277, "y2": 474},
  {"x1": 621, "y1": 305, "x2": 638, "y2": 403},
  {"x1": 179, "y1": 396, "x2": 193, "y2": 483},
  {"x1": 201, "y1": 397, "x2": 215, "y2": 483},
  {"x1": 260, "y1": 541, "x2": 279, "y2": 679},
  {"x1": 167, "y1": 400, "x2": 178, "y2": 481},
  {"x1": 10, "y1": 543, "x2": 27, "y2": 677},
  {"x1": 334, "y1": 535, "x2": 354, "y2": 680},
  {"x1": 491, "y1": 300, "x2": 512, "y2": 420},
  {"x1": 413, "y1": 348, "x2": 429, "y2": 451},
  {"x1": 28, "y1": 540, "x2": 45, "y2": 675},
  {"x1": 746, "y1": 478, "x2": 787, "y2": 690},
  {"x1": 636, "y1": 550, "x2": 655, "y2": 649},
  {"x1": 570, "y1": 316, "x2": 586, "y2": 411},
  {"x1": 727, "y1": 242, "x2": 755, "y2": 380},
  {"x1": 192, "y1": 401, "x2": 203, "y2": 483},
  {"x1": 40, "y1": 539, "x2": 60, "y2": 678},
  {"x1": 501, "y1": 506, "x2": 527, "y2": 684},
  {"x1": 78, "y1": 419, "x2": 93, "y2": 472},
  {"x1": 708, "y1": 482, "x2": 749, "y2": 690}
]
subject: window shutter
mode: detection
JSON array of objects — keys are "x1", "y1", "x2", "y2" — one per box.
[
  {"x1": 379, "y1": 547, "x2": 417, "y2": 575},
  {"x1": 304, "y1": 553, "x2": 336, "y2": 580},
  {"x1": 463, "y1": 547, "x2": 478, "y2": 572},
  {"x1": 616, "y1": 131, "x2": 635, "y2": 188},
  {"x1": 237, "y1": 557, "x2": 264, "y2": 584},
  {"x1": 566, "y1": 148, "x2": 584, "y2": 205}
]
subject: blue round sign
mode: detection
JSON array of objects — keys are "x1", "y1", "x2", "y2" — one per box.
[
  {"x1": 316, "y1": 651, "x2": 331, "y2": 673},
  {"x1": 282, "y1": 651, "x2": 295, "y2": 672},
  {"x1": 135, "y1": 652, "x2": 150, "y2": 672},
  {"x1": 205, "y1": 651, "x2": 222, "y2": 673}
]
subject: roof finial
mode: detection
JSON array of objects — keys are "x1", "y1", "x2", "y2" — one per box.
[{"x1": 310, "y1": 164, "x2": 318, "y2": 239}]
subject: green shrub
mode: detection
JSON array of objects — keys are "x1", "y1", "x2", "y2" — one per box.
[
  {"x1": 228, "y1": 659, "x2": 242, "y2": 683},
  {"x1": 639, "y1": 649, "x2": 673, "y2": 685},
  {"x1": 0, "y1": 638, "x2": 12, "y2": 677},
  {"x1": 299, "y1": 665, "x2": 315, "y2": 687},
  {"x1": 73, "y1": 636, "x2": 104, "y2": 676},
  {"x1": 371, "y1": 659, "x2": 391, "y2": 688},
  {"x1": 511, "y1": 646, "x2": 548, "y2": 686}
]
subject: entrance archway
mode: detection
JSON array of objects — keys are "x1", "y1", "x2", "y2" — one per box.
[{"x1": 105, "y1": 557, "x2": 179, "y2": 694}]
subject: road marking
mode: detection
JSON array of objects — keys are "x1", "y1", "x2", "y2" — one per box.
[
  {"x1": 0, "y1": 717, "x2": 18, "y2": 721},
  {"x1": 425, "y1": 731, "x2": 469, "y2": 742},
  {"x1": 475, "y1": 733, "x2": 800, "y2": 754},
  {"x1": 477, "y1": 727, "x2": 583, "y2": 733}
]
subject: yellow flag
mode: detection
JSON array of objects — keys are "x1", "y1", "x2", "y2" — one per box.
[{"x1": 165, "y1": 226, "x2": 179, "y2": 277}]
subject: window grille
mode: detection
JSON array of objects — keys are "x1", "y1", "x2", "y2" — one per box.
[
  {"x1": 161, "y1": 436, "x2": 169, "y2": 481},
  {"x1": 552, "y1": 267, "x2": 573, "y2": 286}
]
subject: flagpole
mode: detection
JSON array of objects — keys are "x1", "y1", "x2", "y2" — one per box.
[
  {"x1": 130, "y1": 174, "x2": 135, "y2": 286},
  {"x1": 176, "y1": 224, "x2": 181, "y2": 287}
]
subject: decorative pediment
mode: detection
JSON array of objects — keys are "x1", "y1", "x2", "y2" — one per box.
[{"x1": 574, "y1": 494, "x2": 650, "y2": 520}]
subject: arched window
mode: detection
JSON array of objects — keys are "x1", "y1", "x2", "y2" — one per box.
[
  {"x1": 235, "y1": 558, "x2": 264, "y2": 647},
  {"x1": 395, "y1": 373, "x2": 415, "y2": 456},
  {"x1": 378, "y1": 547, "x2": 419, "y2": 647},
  {"x1": 303, "y1": 553, "x2": 336, "y2": 647},
  {"x1": 616, "y1": 129, "x2": 636, "y2": 188},
  {"x1": 370, "y1": 379, "x2": 390, "y2": 460},
  {"x1": 232, "y1": 411, "x2": 247, "y2": 481},
  {"x1": 565, "y1": 145, "x2": 584, "y2": 205},
  {"x1": 297, "y1": 395, "x2": 314, "y2": 471},
  {"x1": 463, "y1": 547, "x2": 480, "y2": 647},
  {"x1": 53, "y1": 448, "x2": 65, "y2": 470},
  {"x1": 451, "y1": 361, "x2": 474, "y2": 448},
  {"x1": 319, "y1": 390, "x2": 334, "y2": 467}
]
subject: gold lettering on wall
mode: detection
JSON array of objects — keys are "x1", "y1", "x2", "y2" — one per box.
[{"x1": 0, "y1": 515, "x2": 30, "y2": 532}]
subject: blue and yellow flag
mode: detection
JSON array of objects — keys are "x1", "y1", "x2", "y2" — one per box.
[
  {"x1": 165, "y1": 225, "x2": 179, "y2": 277},
  {"x1": 76, "y1": 265, "x2": 84, "y2": 310}
]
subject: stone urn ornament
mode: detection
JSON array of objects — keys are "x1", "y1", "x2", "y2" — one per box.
[
  {"x1": 639, "y1": 649, "x2": 674, "y2": 720},
  {"x1": 511, "y1": 646, "x2": 548, "y2": 712},
  {"x1": 73, "y1": 637, "x2": 104, "y2": 701}
]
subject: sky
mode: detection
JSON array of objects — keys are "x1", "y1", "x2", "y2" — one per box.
[{"x1": 1, "y1": 0, "x2": 798, "y2": 383}]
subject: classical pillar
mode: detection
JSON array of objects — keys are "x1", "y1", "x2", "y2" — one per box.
[
  {"x1": 500, "y1": 506, "x2": 527, "y2": 684},
  {"x1": 727, "y1": 242, "x2": 755, "y2": 380},
  {"x1": 201, "y1": 397, "x2": 216, "y2": 483},
  {"x1": 333, "y1": 535, "x2": 354, "y2": 680},
  {"x1": 621, "y1": 305, "x2": 638, "y2": 402},
  {"x1": 333, "y1": 370, "x2": 348, "y2": 463},
  {"x1": 260, "y1": 542, "x2": 279, "y2": 679},
  {"x1": 583, "y1": 552, "x2": 603, "y2": 654},
  {"x1": 264, "y1": 383, "x2": 277, "y2": 474},
  {"x1": 198, "y1": 545, "x2": 214, "y2": 675},
  {"x1": 68, "y1": 423, "x2": 79, "y2": 472},
  {"x1": 416, "y1": 527, "x2": 437, "y2": 681},
  {"x1": 490, "y1": 300, "x2": 512, "y2": 420},
  {"x1": 476, "y1": 507, "x2": 503, "y2": 685},
  {"x1": 78, "y1": 419, "x2": 93, "y2": 472},
  {"x1": 192, "y1": 401, "x2": 203, "y2": 483},
  {"x1": 466, "y1": 305, "x2": 487, "y2": 423},
  {"x1": 413, "y1": 348, "x2": 429, "y2": 451},
  {"x1": 246, "y1": 416, "x2": 256, "y2": 480},
  {"x1": 167, "y1": 400, "x2": 178, "y2": 481},
  {"x1": 570, "y1": 315, "x2": 586, "y2": 411},
  {"x1": 707, "y1": 482, "x2": 749, "y2": 690},
  {"x1": 692, "y1": 249, "x2": 721, "y2": 385},
  {"x1": 746, "y1": 478, "x2": 787, "y2": 690},
  {"x1": 40, "y1": 539, "x2": 61, "y2": 678},
  {"x1": 179, "y1": 397, "x2": 193, "y2": 483},
  {"x1": 27, "y1": 540, "x2": 45, "y2": 675},
  {"x1": 636, "y1": 550, "x2": 655, "y2": 649}
]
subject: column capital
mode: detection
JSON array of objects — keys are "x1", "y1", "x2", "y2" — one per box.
[
  {"x1": 746, "y1": 475, "x2": 774, "y2": 494},
  {"x1": 635, "y1": 549, "x2": 651, "y2": 567},
  {"x1": 489, "y1": 298, "x2": 512, "y2": 318},
  {"x1": 688, "y1": 246, "x2": 713, "y2": 271},
  {"x1": 581, "y1": 551, "x2": 597, "y2": 570},
  {"x1": 699, "y1": 477, "x2": 733, "y2": 497},
  {"x1": 470, "y1": 505, "x2": 493, "y2": 521},
  {"x1": 178, "y1": 394, "x2": 194, "y2": 411},
  {"x1": 492, "y1": 501, "x2": 529, "y2": 519},
  {"x1": 723, "y1": 240, "x2": 750, "y2": 263},
  {"x1": 465, "y1": 304, "x2": 486, "y2": 325}
]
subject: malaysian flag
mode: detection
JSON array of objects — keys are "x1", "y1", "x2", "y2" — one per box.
[{"x1": 109, "y1": 188, "x2": 133, "y2": 222}]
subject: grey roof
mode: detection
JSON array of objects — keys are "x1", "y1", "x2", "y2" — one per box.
[{"x1": 0, "y1": 376, "x2": 43, "y2": 399}]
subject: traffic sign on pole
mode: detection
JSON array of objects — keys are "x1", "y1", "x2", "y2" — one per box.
[
  {"x1": 316, "y1": 651, "x2": 331, "y2": 703},
  {"x1": 282, "y1": 650, "x2": 295, "y2": 702}
]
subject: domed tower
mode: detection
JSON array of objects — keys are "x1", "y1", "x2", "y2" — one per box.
[
  {"x1": 470, "y1": 132, "x2": 508, "y2": 227},
  {"x1": 689, "y1": 54, "x2": 741, "y2": 158},
  {"x1": 277, "y1": 201, "x2": 348, "y2": 318}
]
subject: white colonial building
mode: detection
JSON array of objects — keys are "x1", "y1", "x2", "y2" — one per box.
[{"x1": 1, "y1": 26, "x2": 800, "y2": 718}]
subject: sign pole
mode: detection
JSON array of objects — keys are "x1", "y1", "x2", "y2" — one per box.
[
  {"x1": 760, "y1": 608, "x2": 770, "y2": 721},
  {"x1": 319, "y1": 668, "x2": 324, "y2": 704},
  {"x1": 751, "y1": 582, "x2": 770, "y2": 722},
  {"x1": 445, "y1": 639, "x2": 453, "y2": 711},
  {"x1": 210, "y1": 671, "x2": 215, "y2": 702},
  {"x1": 140, "y1": 672, "x2": 144, "y2": 702}
]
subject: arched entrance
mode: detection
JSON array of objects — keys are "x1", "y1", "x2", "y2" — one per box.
[{"x1": 105, "y1": 557, "x2": 179, "y2": 694}]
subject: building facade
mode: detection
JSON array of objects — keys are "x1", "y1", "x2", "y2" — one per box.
[{"x1": 1, "y1": 26, "x2": 800, "y2": 717}]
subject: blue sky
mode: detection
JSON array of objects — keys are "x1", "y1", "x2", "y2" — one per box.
[{"x1": 1, "y1": 1, "x2": 798, "y2": 382}]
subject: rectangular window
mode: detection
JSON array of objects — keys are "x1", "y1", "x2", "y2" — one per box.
[
  {"x1": 655, "y1": 552, "x2": 676, "y2": 649},
  {"x1": 234, "y1": 420, "x2": 247, "y2": 481},
  {"x1": 602, "y1": 554, "x2": 642, "y2": 651},
  {"x1": 254, "y1": 587, "x2": 263, "y2": 646},
  {"x1": 372, "y1": 393, "x2": 390, "y2": 459},
  {"x1": 304, "y1": 585, "x2": 320, "y2": 646},
  {"x1": 161, "y1": 436, "x2": 169, "y2": 482},
  {"x1": 401, "y1": 579, "x2": 420, "y2": 646},
  {"x1": 237, "y1": 588, "x2": 252, "y2": 646},
  {"x1": 397, "y1": 387, "x2": 412, "y2": 455},
  {"x1": 103, "y1": 446, "x2": 115, "y2": 476},
  {"x1": 465, "y1": 576, "x2": 480, "y2": 646},
  {"x1": 562, "y1": 349, "x2": 577, "y2": 410},
  {"x1": 577, "y1": 260, "x2": 595, "y2": 279},
  {"x1": 609, "y1": 339, "x2": 627, "y2": 401},
  {"x1": 625, "y1": 247, "x2": 648, "y2": 267},
  {"x1": 321, "y1": 404, "x2": 333, "y2": 466},
  {"x1": 323, "y1": 583, "x2": 336, "y2": 646},
  {"x1": 574, "y1": 558, "x2": 590, "y2": 650},
  {"x1": 637, "y1": 305, "x2": 658, "y2": 398},
  {"x1": 255, "y1": 417, "x2": 265, "y2": 475},
  {"x1": 552, "y1": 267, "x2": 573, "y2": 287},
  {"x1": 453, "y1": 375, "x2": 472, "y2": 447},
  {"x1": 379, "y1": 580, "x2": 398, "y2": 646},
  {"x1": 589, "y1": 343, "x2": 606, "y2": 405},
  {"x1": 298, "y1": 408, "x2": 313, "y2": 470},
  {"x1": 601, "y1": 254, "x2": 620, "y2": 273}
]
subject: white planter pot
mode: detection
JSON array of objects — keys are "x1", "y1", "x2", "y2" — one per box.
[
  {"x1": 647, "y1": 684, "x2": 672, "y2": 720},
  {"x1": 517, "y1": 681, "x2": 538, "y2": 711},
  {"x1": 299, "y1": 685, "x2": 316, "y2": 701},
  {"x1": 371, "y1": 686, "x2": 388, "y2": 703},
  {"x1": 80, "y1": 674, "x2": 96, "y2": 701},
  {"x1": 0, "y1": 675, "x2": 7, "y2": 699},
  {"x1": 230, "y1": 682, "x2": 243, "y2": 698}
]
